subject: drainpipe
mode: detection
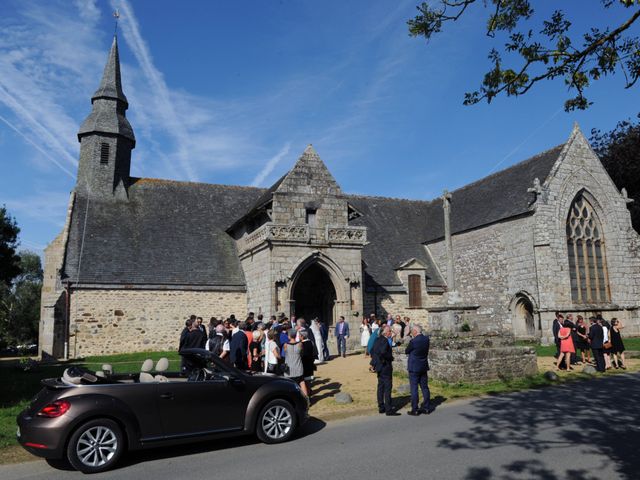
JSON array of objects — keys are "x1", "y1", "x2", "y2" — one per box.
[{"x1": 64, "y1": 282, "x2": 71, "y2": 360}]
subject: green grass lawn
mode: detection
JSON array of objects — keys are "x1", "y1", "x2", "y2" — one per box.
[{"x1": 0, "y1": 351, "x2": 179, "y2": 450}]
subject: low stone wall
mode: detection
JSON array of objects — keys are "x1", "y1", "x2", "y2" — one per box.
[
  {"x1": 393, "y1": 332, "x2": 538, "y2": 383},
  {"x1": 69, "y1": 288, "x2": 247, "y2": 357}
]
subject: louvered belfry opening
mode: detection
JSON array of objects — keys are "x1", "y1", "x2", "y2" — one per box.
[
  {"x1": 99, "y1": 142, "x2": 110, "y2": 165},
  {"x1": 566, "y1": 193, "x2": 610, "y2": 304}
]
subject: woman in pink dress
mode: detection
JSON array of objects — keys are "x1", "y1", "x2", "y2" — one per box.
[{"x1": 556, "y1": 320, "x2": 576, "y2": 371}]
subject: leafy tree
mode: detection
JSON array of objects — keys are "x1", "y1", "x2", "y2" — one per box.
[
  {"x1": 591, "y1": 113, "x2": 640, "y2": 231},
  {"x1": 0, "y1": 206, "x2": 21, "y2": 287},
  {"x1": 0, "y1": 251, "x2": 43, "y2": 348},
  {"x1": 408, "y1": 1, "x2": 640, "y2": 111}
]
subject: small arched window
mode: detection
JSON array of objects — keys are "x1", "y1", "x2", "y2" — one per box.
[{"x1": 566, "y1": 193, "x2": 610, "y2": 303}]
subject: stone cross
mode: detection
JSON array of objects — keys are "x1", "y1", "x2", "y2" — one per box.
[{"x1": 441, "y1": 190, "x2": 458, "y2": 299}]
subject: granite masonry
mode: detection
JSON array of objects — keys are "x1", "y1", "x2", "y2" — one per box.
[{"x1": 39, "y1": 37, "x2": 640, "y2": 367}]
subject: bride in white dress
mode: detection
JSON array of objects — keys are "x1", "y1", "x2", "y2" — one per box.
[
  {"x1": 310, "y1": 318, "x2": 325, "y2": 363},
  {"x1": 360, "y1": 318, "x2": 371, "y2": 349}
]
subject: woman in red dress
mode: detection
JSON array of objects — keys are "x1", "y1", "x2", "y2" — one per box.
[{"x1": 556, "y1": 320, "x2": 576, "y2": 371}]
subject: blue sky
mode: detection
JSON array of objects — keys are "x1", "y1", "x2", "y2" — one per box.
[{"x1": 1, "y1": 0, "x2": 639, "y2": 255}]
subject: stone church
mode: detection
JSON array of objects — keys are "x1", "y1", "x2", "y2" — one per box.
[{"x1": 39, "y1": 38, "x2": 640, "y2": 358}]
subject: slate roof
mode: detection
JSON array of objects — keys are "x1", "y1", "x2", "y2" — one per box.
[
  {"x1": 63, "y1": 179, "x2": 265, "y2": 286},
  {"x1": 422, "y1": 144, "x2": 565, "y2": 243},
  {"x1": 63, "y1": 143, "x2": 565, "y2": 289},
  {"x1": 347, "y1": 195, "x2": 445, "y2": 287}
]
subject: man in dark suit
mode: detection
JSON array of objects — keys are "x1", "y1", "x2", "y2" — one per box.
[
  {"x1": 588, "y1": 317, "x2": 605, "y2": 372},
  {"x1": 371, "y1": 325, "x2": 399, "y2": 416},
  {"x1": 335, "y1": 316, "x2": 350, "y2": 358},
  {"x1": 229, "y1": 321, "x2": 249, "y2": 370},
  {"x1": 552, "y1": 312, "x2": 564, "y2": 359},
  {"x1": 405, "y1": 324, "x2": 432, "y2": 416}
]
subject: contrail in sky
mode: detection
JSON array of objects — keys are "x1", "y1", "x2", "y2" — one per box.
[
  {"x1": 252, "y1": 142, "x2": 292, "y2": 187},
  {"x1": 114, "y1": 0, "x2": 197, "y2": 181}
]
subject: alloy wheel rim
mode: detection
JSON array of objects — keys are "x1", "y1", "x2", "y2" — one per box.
[
  {"x1": 76, "y1": 426, "x2": 118, "y2": 467},
  {"x1": 262, "y1": 405, "x2": 292, "y2": 439}
]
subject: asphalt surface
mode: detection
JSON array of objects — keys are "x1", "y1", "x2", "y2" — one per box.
[{"x1": 3, "y1": 372, "x2": 640, "y2": 480}]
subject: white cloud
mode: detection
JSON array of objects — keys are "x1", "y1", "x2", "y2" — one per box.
[{"x1": 5, "y1": 191, "x2": 70, "y2": 227}]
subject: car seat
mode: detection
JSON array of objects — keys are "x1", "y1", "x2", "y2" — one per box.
[
  {"x1": 154, "y1": 357, "x2": 169, "y2": 382},
  {"x1": 139, "y1": 358, "x2": 154, "y2": 383}
]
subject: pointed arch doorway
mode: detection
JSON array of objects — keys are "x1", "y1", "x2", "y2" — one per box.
[{"x1": 291, "y1": 263, "x2": 337, "y2": 327}]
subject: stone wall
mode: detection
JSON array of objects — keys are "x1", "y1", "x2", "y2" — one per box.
[
  {"x1": 39, "y1": 192, "x2": 74, "y2": 359},
  {"x1": 427, "y1": 214, "x2": 537, "y2": 334},
  {"x1": 363, "y1": 290, "x2": 432, "y2": 325},
  {"x1": 68, "y1": 289, "x2": 247, "y2": 357},
  {"x1": 533, "y1": 130, "x2": 640, "y2": 344},
  {"x1": 393, "y1": 333, "x2": 538, "y2": 383}
]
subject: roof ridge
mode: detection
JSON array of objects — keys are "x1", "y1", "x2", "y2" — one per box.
[
  {"x1": 346, "y1": 193, "x2": 434, "y2": 204},
  {"x1": 446, "y1": 143, "x2": 565, "y2": 196},
  {"x1": 131, "y1": 177, "x2": 267, "y2": 191}
]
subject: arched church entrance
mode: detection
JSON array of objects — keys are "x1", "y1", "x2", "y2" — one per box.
[
  {"x1": 512, "y1": 295, "x2": 536, "y2": 338},
  {"x1": 291, "y1": 263, "x2": 337, "y2": 327}
]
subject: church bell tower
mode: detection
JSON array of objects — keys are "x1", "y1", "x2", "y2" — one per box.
[{"x1": 76, "y1": 36, "x2": 135, "y2": 198}]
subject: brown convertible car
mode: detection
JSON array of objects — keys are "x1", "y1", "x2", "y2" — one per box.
[{"x1": 17, "y1": 349, "x2": 308, "y2": 473}]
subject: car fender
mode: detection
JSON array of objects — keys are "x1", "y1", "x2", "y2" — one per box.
[
  {"x1": 243, "y1": 381, "x2": 299, "y2": 433},
  {"x1": 60, "y1": 393, "x2": 143, "y2": 450}
]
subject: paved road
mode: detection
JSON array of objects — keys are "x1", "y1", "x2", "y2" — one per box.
[{"x1": 3, "y1": 372, "x2": 640, "y2": 480}]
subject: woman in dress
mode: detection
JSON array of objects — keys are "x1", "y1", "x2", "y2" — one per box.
[
  {"x1": 310, "y1": 318, "x2": 325, "y2": 363},
  {"x1": 250, "y1": 330, "x2": 263, "y2": 372},
  {"x1": 555, "y1": 320, "x2": 575, "y2": 371},
  {"x1": 360, "y1": 318, "x2": 371, "y2": 354},
  {"x1": 610, "y1": 318, "x2": 626, "y2": 369},
  {"x1": 299, "y1": 330, "x2": 316, "y2": 397},
  {"x1": 574, "y1": 316, "x2": 591, "y2": 365},
  {"x1": 602, "y1": 318, "x2": 612, "y2": 369},
  {"x1": 284, "y1": 329, "x2": 308, "y2": 397},
  {"x1": 264, "y1": 329, "x2": 281, "y2": 374}
]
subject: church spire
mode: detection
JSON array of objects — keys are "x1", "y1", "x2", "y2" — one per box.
[
  {"x1": 75, "y1": 36, "x2": 135, "y2": 198},
  {"x1": 92, "y1": 35, "x2": 128, "y2": 107},
  {"x1": 77, "y1": 35, "x2": 135, "y2": 144}
]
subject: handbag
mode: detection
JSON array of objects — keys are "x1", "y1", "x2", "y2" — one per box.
[{"x1": 603, "y1": 341, "x2": 612, "y2": 349}]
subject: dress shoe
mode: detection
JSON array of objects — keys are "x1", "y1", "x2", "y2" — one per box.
[
  {"x1": 378, "y1": 408, "x2": 386, "y2": 414},
  {"x1": 407, "y1": 410, "x2": 420, "y2": 416},
  {"x1": 385, "y1": 410, "x2": 401, "y2": 416},
  {"x1": 418, "y1": 407, "x2": 434, "y2": 415}
]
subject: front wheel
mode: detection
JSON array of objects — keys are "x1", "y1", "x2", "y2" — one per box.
[
  {"x1": 256, "y1": 399, "x2": 297, "y2": 444},
  {"x1": 66, "y1": 418, "x2": 124, "y2": 473}
]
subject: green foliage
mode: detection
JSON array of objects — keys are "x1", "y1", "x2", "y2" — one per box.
[
  {"x1": 408, "y1": 0, "x2": 640, "y2": 110},
  {"x1": 590, "y1": 113, "x2": 640, "y2": 232},
  {"x1": 460, "y1": 322, "x2": 471, "y2": 332},
  {"x1": 0, "y1": 207, "x2": 21, "y2": 287},
  {"x1": 0, "y1": 251, "x2": 43, "y2": 348}
]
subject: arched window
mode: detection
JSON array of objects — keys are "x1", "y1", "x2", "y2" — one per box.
[{"x1": 566, "y1": 194, "x2": 610, "y2": 303}]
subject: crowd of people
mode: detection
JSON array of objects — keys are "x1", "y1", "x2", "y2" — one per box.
[
  {"x1": 178, "y1": 312, "x2": 350, "y2": 398},
  {"x1": 552, "y1": 312, "x2": 627, "y2": 373},
  {"x1": 177, "y1": 310, "x2": 431, "y2": 411}
]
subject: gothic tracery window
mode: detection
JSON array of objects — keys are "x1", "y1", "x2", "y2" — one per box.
[{"x1": 566, "y1": 194, "x2": 610, "y2": 303}]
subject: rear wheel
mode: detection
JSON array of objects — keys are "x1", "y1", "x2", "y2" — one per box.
[
  {"x1": 256, "y1": 399, "x2": 296, "y2": 444},
  {"x1": 66, "y1": 418, "x2": 124, "y2": 473}
]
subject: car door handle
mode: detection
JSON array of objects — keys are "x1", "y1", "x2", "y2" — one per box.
[{"x1": 159, "y1": 393, "x2": 174, "y2": 400}]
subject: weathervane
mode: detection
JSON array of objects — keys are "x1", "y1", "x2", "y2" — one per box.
[{"x1": 113, "y1": 9, "x2": 120, "y2": 35}]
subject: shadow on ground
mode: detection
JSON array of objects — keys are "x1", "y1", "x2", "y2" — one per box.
[{"x1": 437, "y1": 373, "x2": 640, "y2": 480}]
